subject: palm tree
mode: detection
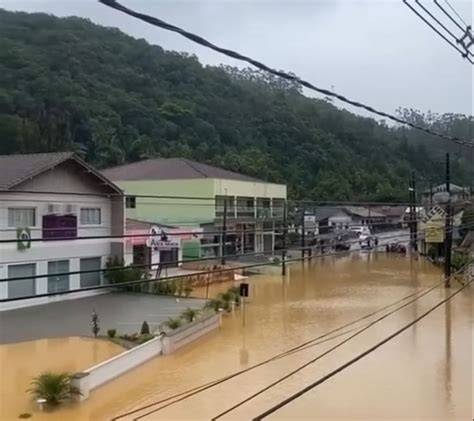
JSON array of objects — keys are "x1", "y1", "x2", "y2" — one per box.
[{"x1": 28, "y1": 372, "x2": 79, "y2": 406}]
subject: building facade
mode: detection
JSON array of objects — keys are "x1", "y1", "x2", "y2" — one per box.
[
  {"x1": 103, "y1": 158, "x2": 287, "y2": 258},
  {"x1": 0, "y1": 153, "x2": 124, "y2": 309}
]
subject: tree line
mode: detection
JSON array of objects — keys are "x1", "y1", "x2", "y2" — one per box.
[{"x1": 0, "y1": 9, "x2": 472, "y2": 200}]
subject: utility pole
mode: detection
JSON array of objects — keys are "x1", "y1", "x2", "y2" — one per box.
[
  {"x1": 221, "y1": 196, "x2": 227, "y2": 265},
  {"x1": 444, "y1": 153, "x2": 452, "y2": 287},
  {"x1": 411, "y1": 171, "x2": 418, "y2": 252},
  {"x1": 282, "y1": 201, "x2": 287, "y2": 276},
  {"x1": 408, "y1": 175, "x2": 415, "y2": 252},
  {"x1": 301, "y1": 207, "x2": 306, "y2": 259}
]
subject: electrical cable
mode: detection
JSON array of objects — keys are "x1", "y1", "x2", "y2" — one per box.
[
  {"x1": 252, "y1": 278, "x2": 472, "y2": 420},
  {"x1": 403, "y1": 0, "x2": 473, "y2": 62},
  {"x1": 0, "y1": 221, "x2": 440, "y2": 283},
  {"x1": 2, "y1": 190, "x2": 421, "y2": 206},
  {"x1": 210, "y1": 267, "x2": 464, "y2": 420},
  {"x1": 97, "y1": 0, "x2": 474, "y2": 147},
  {"x1": 443, "y1": 0, "x2": 469, "y2": 27},
  {"x1": 0, "y1": 227, "x2": 436, "y2": 303},
  {"x1": 110, "y1": 269, "x2": 459, "y2": 420},
  {"x1": 434, "y1": 0, "x2": 467, "y2": 32}
]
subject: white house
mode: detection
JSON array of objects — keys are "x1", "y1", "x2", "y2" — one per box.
[{"x1": 0, "y1": 153, "x2": 124, "y2": 309}]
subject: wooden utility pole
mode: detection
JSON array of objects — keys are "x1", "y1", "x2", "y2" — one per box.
[{"x1": 444, "y1": 153, "x2": 452, "y2": 287}]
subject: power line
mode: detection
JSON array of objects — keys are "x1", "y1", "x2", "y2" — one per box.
[
  {"x1": 0, "y1": 221, "x2": 444, "y2": 283},
  {"x1": 252, "y1": 278, "x2": 473, "y2": 420},
  {"x1": 210, "y1": 268, "x2": 465, "y2": 420},
  {"x1": 443, "y1": 0, "x2": 469, "y2": 27},
  {"x1": 434, "y1": 0, "x2": 467, "y2": 32},
  {"x1": 403, "y1": 0, "x2": 474, "y2": 62},
  {"x1": 98, "y1": 0, "x2": 474, "y2": 148},
  {"x1": 111, "y1": 270, "x2": 457, "y2": 420},
  {"x1": 0, "y1": 228, "x2": 439, "y2": 303},
  {"x1": 3, "y1": 189, "x2": 422, "y2": 206}
]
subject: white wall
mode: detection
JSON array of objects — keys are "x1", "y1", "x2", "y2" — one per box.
[{"x1": 0, "y1": 191, "x2": 118, "y2": 302}]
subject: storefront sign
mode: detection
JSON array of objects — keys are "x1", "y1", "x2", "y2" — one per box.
[{"x1": 146, "y1": 227, "x2": 180, "y2": 250}]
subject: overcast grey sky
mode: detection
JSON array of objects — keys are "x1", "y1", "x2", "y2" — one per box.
[{"x1": 1, "y1": 0, "x2": 473, "y2": 117}]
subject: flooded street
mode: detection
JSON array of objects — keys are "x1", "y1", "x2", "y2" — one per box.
[
  {"x1": 0, "y1": 337, "x2": 123, "y2": 421},
  {"x1": 4, "y1": 254, "x2": 472, "y2": 420}
]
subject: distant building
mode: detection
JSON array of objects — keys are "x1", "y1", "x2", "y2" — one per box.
[
  {"x1": 314, "y1": 206, "x2": 390, "y2": 234},
  {"x1": 0, "y1": 153, "x2": 124, "y2": 309},
  {"x1": 103, "y1": 158, "x2": 287, "y2": 260},
  {"x1": 422, "y1": 184, "x2": 471, "y2": 205}
]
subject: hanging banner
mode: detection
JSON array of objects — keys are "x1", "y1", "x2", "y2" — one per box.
[{"x1": 17, "y1": 227, "x2": 31, "y2": 250}]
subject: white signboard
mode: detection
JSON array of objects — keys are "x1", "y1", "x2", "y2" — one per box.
[{"x1": 146, "y1": 227, "x2": 180, "y2": 250}]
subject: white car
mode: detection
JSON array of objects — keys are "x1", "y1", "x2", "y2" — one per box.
[{"x1": 351, "y1": 226, "x2": 371, "y2": 237}]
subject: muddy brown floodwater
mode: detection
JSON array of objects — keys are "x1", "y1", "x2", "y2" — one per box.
[
  {"x1": 0, "y1": 336, "x2": 123, "y2": 421},
  {"x1": 3, "y1": 254, "x2": 472, "y2": 421}
]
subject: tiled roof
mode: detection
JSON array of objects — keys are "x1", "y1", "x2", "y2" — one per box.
[
  {"x1": 0, "y1": 152, "x2": 74, "y2": 189},
  {"x1": 102, "y1": 158, "x2": 264, "y2": 183},
  {"x1": 0, "y1": 152, "x2": 122, "y2": 193}
]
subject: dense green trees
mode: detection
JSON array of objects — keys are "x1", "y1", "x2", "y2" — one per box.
[{"x1": 0, "y1": 9, "x2": 472, "y2": 200}]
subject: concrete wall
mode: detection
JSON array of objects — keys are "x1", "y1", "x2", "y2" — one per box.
[
  {"x1": 72, "y1": 313, "x2": 221, "y2": 400},
  {"x1": 162, "y1": 312, "x2": 221, "y2": 354},
  {"x1": 72, "y1": 335, "x2": 163, "y2": 400}
]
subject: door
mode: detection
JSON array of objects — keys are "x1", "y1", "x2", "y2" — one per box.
[
  {"x1": 48, "y1": 260, "x2": 70, "y2": 293},
  {"x1": 8, "y1": 263, "x2": 36, "y2": 299},
  {"x1": 160, "y1": 248, "x2": 179, "y2": 268},
  {"x1": 80, "y1": 257, "x2": 102, "y2": 288}
]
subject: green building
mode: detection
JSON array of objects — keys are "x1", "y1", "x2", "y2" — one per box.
[{"x1": 103, "y1": 158, "x2": 287, "y2": 258}]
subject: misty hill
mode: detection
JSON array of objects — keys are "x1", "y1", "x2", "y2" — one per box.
[{"x1": 0, "y1": 8, "x2": 472, "y2": 200}]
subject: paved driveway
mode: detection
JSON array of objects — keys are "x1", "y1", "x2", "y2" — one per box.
[{"x1": 0, "y1": 292, "x2": 207, "y2": 344}]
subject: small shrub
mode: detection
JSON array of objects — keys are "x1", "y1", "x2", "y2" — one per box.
[
  {"x1": 28, "y1": 372, "x2": 79, "y2": 406},
  {"x1": 181, "y1": 308, "x2": 199, "y2": 323},
  {"x1": 205, "y1": 298, "x2": 224, "y2": 313},
  {"x1": 140, "y1": 321, "x2": 150, "y2": 335},
  {"x1": 165, "y1": 317, "x2": 182, "y2": 330},
  {"x1": 107, "y1": 329, "x2": 116, "y2": 338},
  {"x1": 136, "y1": 334, "x2": 154, "y2": 344},
  {"x1": 18, "y1": 414, "x2": 32, "y2": 419},
  {"x1": 91, "y1": 310, "x2": 100, "y2": 338}
]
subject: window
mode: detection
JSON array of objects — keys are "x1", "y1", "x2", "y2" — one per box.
[
  {"x1": 8, "y1": 264, "x2": 36, "y2": 299},
  {"x1": 80, "y1": 208, "x2": 101, "y2": 225},
  {"x1": 8, "y1": 208, "x2": 36, "y2": 228},
  {"x1": 80, "y1": 257, "x2": 102, "y2": 288},
  {"x1": 126, "y1": 196, "x2": 136, "y2": 209},
  {"x1": 48, "y1": 260, "x2": 70, "y2": 293}
]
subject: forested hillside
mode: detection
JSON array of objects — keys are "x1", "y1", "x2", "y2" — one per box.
[{"x1": 0, "y1": 9, "x2": 472, "y2": 200}]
